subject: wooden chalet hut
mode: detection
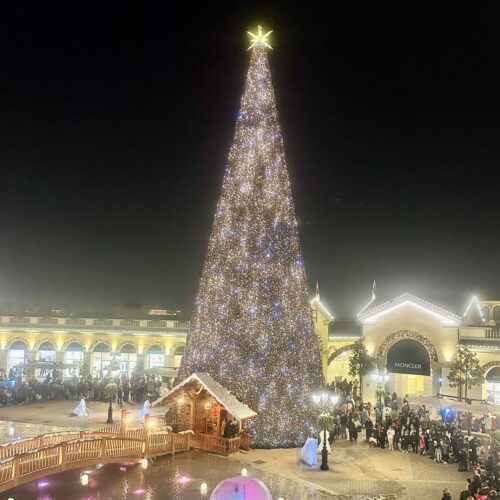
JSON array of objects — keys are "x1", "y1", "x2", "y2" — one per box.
[{"x1": 152, "y1": 372, "x2": 257, "y2": 454}]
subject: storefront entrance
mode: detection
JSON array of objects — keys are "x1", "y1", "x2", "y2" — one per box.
[
  {"x1": 392, "y1": 373, "x2": 429, "y2": 396},
  {"x1": 386, "y1": 339, "x2": 432, "y2": 397}
]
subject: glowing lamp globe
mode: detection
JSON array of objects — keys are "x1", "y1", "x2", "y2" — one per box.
[
  {"x1": 80, "y1": 473, "x2": 89, "y2": 486},
  {"x1": 141, "y1": 458, "x2": 148, "y2": 469},
  {"x1": 200, "y1": 482, "x2": 208, "y2": 495},
  {"x1": 210, "y1": 476, "x2": 272, "y2": 500},
  {"x1": 241, "y1": 467, "x2": 248, "y2": 476}
]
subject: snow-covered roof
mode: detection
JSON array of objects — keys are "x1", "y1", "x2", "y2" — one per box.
[{"x1": 152, "y1": 372, "x2": 257, "y2": 421}]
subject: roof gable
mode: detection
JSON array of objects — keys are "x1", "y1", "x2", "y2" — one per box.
[
  {"x1": 310, "y1": 297, "x2": 334, "y2": 323},
  {"x1": 358, "y1": 292, "x2": 461, "y2": 326},
  {"x1": 152, "y1": 372, "x2": 257, "y2": 421},
  {"x1": 462, "y1": 296, "x2": 486, "y2": 325}
]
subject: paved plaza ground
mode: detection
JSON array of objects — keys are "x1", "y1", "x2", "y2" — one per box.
[
  {"x1": 0, "y1": 401, "x2": 470, "y2": 499},
  {"x1": 231, "y1": 438, "x2": 468, "y2": 499},
  {"x1": 0, "y1": 399, "x2": 146, "y2": 430}
]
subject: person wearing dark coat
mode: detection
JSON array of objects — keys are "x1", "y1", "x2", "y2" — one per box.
[
  {"x1": 469, "y1": 471, "x2": 482, "y2": 495},
  {"x1": 365, "y1": 418, "x2": 373, "y2": 439},
  {"x1": 441, "y1": 487, "x2": 452, "y2": 500},
  {"x1": 223, "y1": 421, "x2": 232, "y2": 438},
  {"x1": 348, "y1": 419, "x2": 358, "y2": 442}
]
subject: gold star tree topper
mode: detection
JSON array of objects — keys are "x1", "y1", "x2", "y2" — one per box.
[{"x1": 247, "y1": 25, "x2": 273, "y2": 50}]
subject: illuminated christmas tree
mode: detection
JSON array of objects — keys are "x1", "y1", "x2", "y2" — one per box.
[{"x1": 178, "y1": 26, "x2": 324, "y2": 447}]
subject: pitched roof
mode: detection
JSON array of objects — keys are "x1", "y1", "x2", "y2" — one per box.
[
  {"x1": 462, "y1": 296, "x2": 485, "y2": 325},
  {"x1": 152, "y1": 372, "x2": 257, "y2": 421},
  {"x1": 357, "y1": 292, "x2": 461, "y2": 326},
  {"x1": 310, "y1": 297, "x2": 334, "y2": 323},
  {"x1": 328, "y1": 318, "x2": 362, "y2": 338}
]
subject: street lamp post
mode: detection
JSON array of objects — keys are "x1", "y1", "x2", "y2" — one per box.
[
  {"x1": 105, "y1": 359, "x2": 121, "y2": 424},
  {"x1": 312, "y1": 391, "x2": 338, "y2": 471},
  {"x1": 371, "y1": 372, "x2": 389, "y2": 420}
]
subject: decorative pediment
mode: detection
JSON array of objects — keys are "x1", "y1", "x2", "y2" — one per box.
[
  {"x1": 375, "y1": 330, "x2": 438, "y2": 362},
  {"x1": 358, "y1": 293, "x2": 460, "y2": 327}
]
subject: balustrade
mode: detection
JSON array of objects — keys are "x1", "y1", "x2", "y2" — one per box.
[
  {"x1": 196, "y1": 433, "x2": 241, "y2": 456},
  {"x1": 0, "y1": 416, "x2": 199, "y2": 493}
]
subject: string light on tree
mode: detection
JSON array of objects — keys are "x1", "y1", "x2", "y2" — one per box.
[{"x1": 178, "y1": 26, "x2": 324, "y2": 448}]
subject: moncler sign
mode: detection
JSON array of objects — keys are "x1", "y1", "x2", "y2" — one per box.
[
  {"x1": 386, "y1": 339, "x2": 430, "y2": 376},
  {"x1": 394, "y1": 362, "x2": 422, "y2": 369}
]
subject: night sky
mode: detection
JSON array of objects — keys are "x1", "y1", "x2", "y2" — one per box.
[{"x1": 1, "y1": 3, "x2": 499, "y2": 319}]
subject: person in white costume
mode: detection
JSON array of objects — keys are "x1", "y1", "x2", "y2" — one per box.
[
  {"x1": 317, "y1": 430, "x2": 331, "y2": 454},
  {"x1": 141, "y1": 399, "x2": 152, "y2": 422},
  {"x1": 300, "y1": 436, "x2": 318, "y2": 467},
  {"x1": 71, "y1": 397, "x2": 89, "y2": 417}
]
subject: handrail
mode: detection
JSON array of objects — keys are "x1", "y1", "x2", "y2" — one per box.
[
  {"x1": 0, "y1": 411, "x2": 172, "y2": 461},
  {"x1": 5, "y1": 436, "x2": 146, "y2": 461},
  {"x1": 0, "y1": 430, "x2": 118, "y2": 460},
  {"x1": 0, "y1": 431, "x2": 190, "y2": 493},
  {"x1": 437, "y1": 393, "x2": 488, "y2": 405},
  {"x1": 195, "y1": 433, "x2": 242, "y2": 456}
]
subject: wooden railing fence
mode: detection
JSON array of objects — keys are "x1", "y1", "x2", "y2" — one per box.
[
  {"x1": 0, "y1": 432, "x2": 190, "y2": 493},
  {"x1": 0, "y1": 411, "x2": 251, "y2": 493},
  {"x1": 194, "y1": 433, "x2": 242, "y2": 456}
]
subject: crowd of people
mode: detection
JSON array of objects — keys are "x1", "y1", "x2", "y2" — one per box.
[
  {"x1": 0, "y1": 369, "x2": 166, "y2": 406},
  {"x1": 309, "y1": 379, "x2": 500, "y2": 499}
]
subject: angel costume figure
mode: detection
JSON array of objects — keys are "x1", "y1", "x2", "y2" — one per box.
[
  {"x1": 71, "y1": 397, "x2": 89, "y2": 417},
  {"x1": 317, "y1": 430, "x2": 331, "y2": 454},
  {"x1": 301, "y1": 437, "x2": 318, "y2": 467},
  {"x1": 141, "y1": 399, "x2": 152, "y2": 422}
]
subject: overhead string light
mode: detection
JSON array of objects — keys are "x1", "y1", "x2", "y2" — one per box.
[{"x1": 177, "y1": 26, "x2": 324, "y2": 448}]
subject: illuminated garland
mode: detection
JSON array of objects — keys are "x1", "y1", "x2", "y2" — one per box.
[{"x1": 178, "y1": 28, "x2": 324, "y2": 448}]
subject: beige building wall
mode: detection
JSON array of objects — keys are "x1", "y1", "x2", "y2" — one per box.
[
  {"x1": 360, "y1": 302, "x2": 459, "y2": 403},
  {"x1": 311, "y1": 297, "x2": 334, "y2": 381},
  {"x1": 362, "y1": 303, "x2": 459, "y2": 363}
]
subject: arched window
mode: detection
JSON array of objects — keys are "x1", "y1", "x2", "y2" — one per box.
[
  {"x1": 36, "y1": 341, "x2": 56, "y2": 379},
  {"x1": 482, "y1": 306, "x2": 490, "y2": 322},
  {"x1": 64, "y1": 342, "x2": 84, "y2": 377},
  {"x1": 174, "y1": 345, "x2": 185, "y2": 368},
  {"x1": 8, "y1": 340, "x2": 28, "y2": 373},
  {"x1": 119, "y1": 344, "x2": 137, "y2": 377},
  {"x1": 486, "y1": 367, "x2": 500, "y2": 404},
  {"x1": 147, "y1": 345, "x2": 164, "y2": 369},
  {"x1": 37, "y1": 341, "x2": 56, "y2": 362},
  {"x1": 493, "y1": 306, "x2": 500, "y2": 324},
  {"x1": 92, "y1": 343, "x2": 111, "y2": 376}
]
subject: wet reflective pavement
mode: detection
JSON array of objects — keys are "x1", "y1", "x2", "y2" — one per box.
[
  {"x1": 5, "y1": 450, "x2": 334, "y2": 499},
  {"x1": 0, "y1": 420, "x2": 73, "y2": 443}
]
